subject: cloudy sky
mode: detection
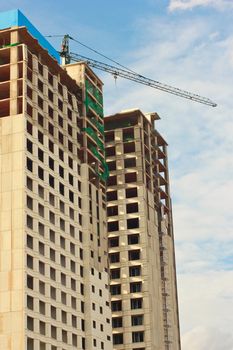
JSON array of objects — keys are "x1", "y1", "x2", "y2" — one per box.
[{"x1": 1, "y1": 1, "x2": 232, "y2": 349}]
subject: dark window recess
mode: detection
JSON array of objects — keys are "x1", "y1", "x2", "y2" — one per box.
[
  {"x1": 69, "y1": 190, "x2": 74, "y2": 203},
  {"x1": 111, "y1": 300, "x2": 122, "y2": 311},
  {"x1": 131, "y1": 298, "x2": 143, "y2": 309},
  {"x1": 106, "y1": 147, "x2": 116, "y2": 157},
  {"x1": 124, "y1": 157, "x2": 136, "y2": 168},
  {"x1": 49, "y1": 123, "x2": 54, "y2": 136},
  {"x1": 125, "y1": 172, "x2": 137, "y2": 183},
  {"x1": 109, "y1": 252, "x2": 120, "y2": 263},
  {"x1": 59, "y1": 149, "x2": 64, "y2": 161},
  {"x1": 49, "y1": 157, "x2": 54, "y2": 170},
  {"x1": 27, "y1": 215, "x2": 33, "y2": 229},
  {"x1": 59, "y1": 183, "x2": 64, "y2": 195},
  {"x1": 59, "y1": 115, "x2": 63, "y2": 127},
  {"x1": 126, "y1": 202, "x2": 139, "y2": 214},
  {"x1": 107, "y1": 175, "x2": 117, "y2": 186},
  {"x1": 38, "y1": 185, "x2": 44, "y2": 198},
  {"x1": 27, "y1": 295, "x2": 33, "y2": 310},
  {"x1": 38, "y1": 130, "x2": 43, "y2": 144},
  {"x1": 105, "y1": 132, "x2": 114, "y2": 142},
  {"x1": 110, "y1": 284, "x2": 121, "y2": 295},
  {"x1": 132, "y1": 331, "x2": 144, "y2": 343},
  {"x1": 107, "y1": 205, "x2": 118, "y2": 216},
  {"x1": 59, "y1": 166, "x2": 64, "y2": 178},
  {"x1": 38, "y1": 166, "x2": 44, "y2": 180},
  {"x1": 49, "y1": 140, "x2": 54, "y2": 152},
  {"x1": 38, "y1": 149, "x2": 44, "y2": 162},
  {"x1": 110, "y1": 268, "x2": 120, "y2": 279},
  {"x1": 113, "y1": 333, "x2": 123, "y2": 345},
  {"x1": 126, "y1": 187, "x2": 138, "y2": 198},
  {"x1": 124, "y1": 142, "x2": 135, "y2": 154},
  {"x1": 112, "y1": 317, "x2": 123, "y2": 328},
  {"x1": 38, "y1": 113, "x2": 43, "y2": 126},
  {"x1": 38, "y1": 79, "x2": 43, "y2": 93},
  {"x1": 128, "y1": 250, "x2": 140, "y2": 261},
  {"x1": 27, "y1": 139, "x2": 33, "y2": 153},
  {"x1": 27, "y1": 275, "x2": 33, "y2": 289},
  {"x1": 27, "y1": 158, "x2": 33, "y2": 172},
  {"x1": 108, "y1": 237, "x2": 119, "y2": 247},
  {"x1": 27, "y1": 121, "x2": 33, "y2": 135},
  {"x1": 129, "y1": 265, "x2": 141, "y2": 277},
  {"x1": 27, "y1": 177, "x2": 33, "y2": 190},
  {"x1": 27, "y1": 255, "x2": 33, "y2": 268},
  {"x1": 49, "y1": 175, "x2": 54, "y2": 188},
  {"x1": 127, "y1": 218, "x2": 139, "y2": 229},
  {"x1": 108, "y1": 221, "x2": 119, "y2": 232},
  {"x1": 131, "y1": 314, "x2": 143, "y2": 326},
  {"x1": 27, "y1": 234, "x2": 33, "y2": 248},
  {"x1": 27, "y1": 338, "x2": 34, "y2": 349},
  {"x1": 107, "y1": 190, "x2": 118, "y2": 201},
  {"x1": 128, "y1": 234, "x2": 139, "y2": 245},
  {"x1": 130, "y1": 282, "x2": 142, "y2": 293},
  {"x1": 48, "y1": 90, "x2": 53, "y2": 102},
  {"x1": 27, "y1": 196, "x2": 33, "y2": 210},
  {"x1": 107, "y1": 161, "x2": 116, "y2": 171},
  {"x1": 123, "y1": 129, "x2": 134, "y2": 142},
  {"x1": 27, "y1": 316, "x2": 34, "y2": 331}
]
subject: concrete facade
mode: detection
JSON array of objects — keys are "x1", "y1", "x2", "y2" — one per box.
[
  {"x1": 105, "y1": 110, "x2": 181, "y2": 350},
  {"x1": 0, "y1": 24, "x2": 112, "y2": 350}
]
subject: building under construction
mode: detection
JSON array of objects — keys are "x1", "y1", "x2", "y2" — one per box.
[{"x1": 0, "y1": 9, "x2": 180, "y2": 350}]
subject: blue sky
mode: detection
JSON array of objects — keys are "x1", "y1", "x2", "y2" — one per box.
[{"x1": 1, "y1": 1, "x2": 233, "y2": 349}]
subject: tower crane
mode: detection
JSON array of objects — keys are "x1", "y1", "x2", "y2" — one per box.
[{"x1": 60, "y1": 34, "x2": 217, "y2": 107}]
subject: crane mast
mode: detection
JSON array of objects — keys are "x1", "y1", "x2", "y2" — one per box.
[{"x1": 60, "y1": 35, "x2": 217, "y2": 107}]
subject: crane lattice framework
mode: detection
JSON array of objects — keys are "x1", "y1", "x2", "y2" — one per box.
[{"x1": 60, "y1": 34, "x2": 217, "y2": 108}]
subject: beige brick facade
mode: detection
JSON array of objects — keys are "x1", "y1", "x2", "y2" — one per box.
[
  {"x1": 105, "y1": 110, "x2": 181, "y2": 350},
  {"x1": 0, "y1": 26, "x2": 112, "y2": 350}
]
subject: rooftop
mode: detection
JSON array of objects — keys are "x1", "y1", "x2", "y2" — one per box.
[{"x1": 0, "y1": 9, "x2": 59, "y2": 62}]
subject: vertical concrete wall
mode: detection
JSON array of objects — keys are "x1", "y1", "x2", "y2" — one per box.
[{"x1": 0, "y1": 114, "x2": 25, "y2": 350}]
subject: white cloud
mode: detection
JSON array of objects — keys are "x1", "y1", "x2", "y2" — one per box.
[
  {"x1": 182, "y1": 326, "x2": 233, "y2": 350},
  {"x1": 168, "y1": 0, "x2": 233, "y2": 11},
  {"x1": 178, "y1": 271, "x2": 233, "y2": 329}
]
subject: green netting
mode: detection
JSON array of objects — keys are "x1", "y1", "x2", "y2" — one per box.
[
  {"x1": 91, "y1": 117, "x2": 104, "y2": 134},
  {"x1": 85, "y1": 79, "x2": 95, "y2": 95},
  {"x1": 83, "y1": 127, "x2": 104, "y2": 151},
  {"x1": 1, "y1": 42, "x2": 20, "y2": 48},
  {"x1": 85, "y1": 95, "x2": 104, "y2": 119},
  {"x1": 94, "y1": 89, "x2": 103, "y2": 105},
  {"x1": 90, "y1": 145, "x2": 109, "y2": 181},
  {"x1": 85, "y1": 79, "x2": 103, "y2": 105}
]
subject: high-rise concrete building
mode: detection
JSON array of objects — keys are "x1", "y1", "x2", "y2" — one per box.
[
  {"x1": 0, "y1": 9, "x2": 112, "y2": 350},
  {"x1": 105, "y1": 110, "x2": 181, "y2": 350},
  {"x1": 0, "y1": 9, "x2": 181, "y2": 350}
]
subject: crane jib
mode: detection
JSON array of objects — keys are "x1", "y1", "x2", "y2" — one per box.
[{"x1": 69, "y1": 52, "x2": 217, "y2": 108}]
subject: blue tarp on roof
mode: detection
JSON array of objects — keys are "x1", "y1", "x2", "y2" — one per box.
[{"x1": 0, "y1": 9, "x2": 60, "y2": 62}]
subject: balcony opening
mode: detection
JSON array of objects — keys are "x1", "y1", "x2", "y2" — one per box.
[
  {"x1": 108, "y1": 221, "x2": 119, "y2": 232},
  {"x1": 107, "y1": 205, "x2": 118, "y2": 216},
  {"x1": 124, "y1": 141, "x2": 135, "y2": 154},
  {"x1": 124, "y1": 157, "x2": 136, "y2": 168},
  {"x1": 127, "y1": 218, "x2": 139, "y2": 229},
  {"x1": 126, "y1": 187, "x2": 138, "y2": 198},
  {"x1": 125, "y1": 172, "x2": 137, "y2": 183},
  {"x1": 126, "y1": 202, "x2": 139, "y2": 214}
]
